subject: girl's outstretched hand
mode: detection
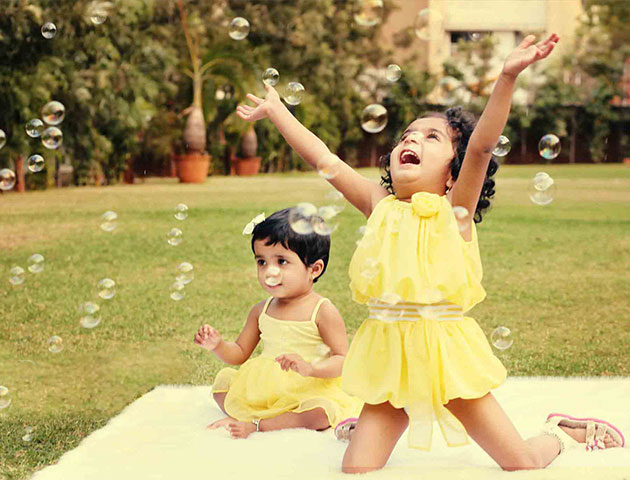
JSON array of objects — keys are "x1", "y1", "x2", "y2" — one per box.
[
  {"x1": 275, "y1": 353, "x2": 313, "y2": 377},
  {"x1": 502, "y1": 33, "x2": 559, "y2": 78},
  {"x1": 194, "y1": 324, "x2": 223, "y2": 351},
  {"x1": 236, "y1": 85, "x2": 282, "y2": 123}
]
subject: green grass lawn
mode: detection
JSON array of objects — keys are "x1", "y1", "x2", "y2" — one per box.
[{"x1": 1, "y1": 164, "x2": 629, "y2": 479}]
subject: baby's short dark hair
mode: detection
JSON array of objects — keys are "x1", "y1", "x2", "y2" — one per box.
[{"x1": 250, "y1": 208, "x2": 330, "y2": 283}]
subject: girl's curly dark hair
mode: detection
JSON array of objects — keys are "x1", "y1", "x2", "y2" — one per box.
[{"x1": 379, "y1": 106, "x2": 498, "y2": 223}]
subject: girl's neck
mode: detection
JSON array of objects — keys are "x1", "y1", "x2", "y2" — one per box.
[{"x1": 273, "y1": 289, "x2": 315, "y2": 307}]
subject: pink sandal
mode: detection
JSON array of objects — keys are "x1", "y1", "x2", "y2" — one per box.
[
  {"x1": 545, "y1": 413, "x2": 626, "y2": 453},
  {"x1": 334, "y1": 417, "x2": 358, "y2": 442}
]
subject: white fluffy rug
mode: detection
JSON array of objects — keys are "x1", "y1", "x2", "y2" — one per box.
[{"x1": 31, "y1": 377, "x2": 630, "y2": 480}]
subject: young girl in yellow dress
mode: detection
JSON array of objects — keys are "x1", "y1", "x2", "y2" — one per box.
[
  {"x1": 236, "y1": 33, "x2": 625, "y2": 470},
  {"x1": 194, "y1": 208, "x2": 363, "y2": 439}
]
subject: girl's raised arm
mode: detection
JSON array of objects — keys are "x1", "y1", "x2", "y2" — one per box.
[
  {"x1": 236, "y1": 86, "x2": 388, "y2": 218},
  {"x1": 450, "y1": 34, "x2": 559, "y2": 216}
]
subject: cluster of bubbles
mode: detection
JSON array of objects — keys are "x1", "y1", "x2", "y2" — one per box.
[
  {"x1": 41, "y1": 1, "x2": 110, "y2": 39},
  {"x1": 170, "y1": 262, "x2": 194, "y2": 301},
  {"x1": 528, "y1": 171, "x2": 556, "y2": 205},
  {"x1": 9, "y1": 254, "x2": 45, "y2": 286},
  {"x1": 288, "y1": 191, "x2": 346, "y2": 236},
  {"x1": 490, "y1": 133, "x2": 561, "y2": 204},
  {"x1": 0, "y1": 100, "x2": 67, "y2": 191}
]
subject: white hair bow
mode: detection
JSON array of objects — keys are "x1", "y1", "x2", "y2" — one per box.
[{"x1": 242, "y1": 213, "x2": 265, "y2": 235}]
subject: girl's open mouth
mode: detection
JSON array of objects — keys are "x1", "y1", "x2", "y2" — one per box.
[{"x1": 400, "y1": 149, "x2": 421, "y2": 165}]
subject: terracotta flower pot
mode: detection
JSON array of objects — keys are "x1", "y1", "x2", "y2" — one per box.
[
  {"x1": 231, "y1": 156, "x2": 261, "y2": 176},
  {"x1": 176, "y1": 152, "x2": 211, "y2": 183}
]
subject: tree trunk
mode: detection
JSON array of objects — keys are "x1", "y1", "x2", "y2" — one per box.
[{"x1": 184, "y1": 105, "x2": 206, "y2": 153}]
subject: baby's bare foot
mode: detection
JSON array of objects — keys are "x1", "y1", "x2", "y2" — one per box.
[
  {"x1": 559, "y1": 425, "x2": 622, "y2": 448},
  {"x1": 227, "y1": 420, "x2": 257, "y2": 439},
  {"x1": 207, "y1": 417, "x2": 234, "y2": 430}
]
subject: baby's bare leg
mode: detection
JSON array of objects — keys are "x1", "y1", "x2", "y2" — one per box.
[
  {"x1": 226, "y1": 407, "x2": 330, "y2": 439},
  {"x1": 258, "y1": 407, "x2": 330, "y2": 432}
]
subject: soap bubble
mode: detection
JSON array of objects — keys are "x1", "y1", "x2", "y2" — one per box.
[
  {"x1": 354, "y1": 0, "x2": 383, "y2": 27},
  {"x1": 283, "y1": 82, "x2": 305, "y2": 106},
  {"x1": 26, "y1": 119, "x2": 44, "y2": 138},
  {"x1": 27, "y1": 254, "x2": 45, "y2": 273},
  {"x1": 414, "y1": 9, "x2": 441, "y2": 41},
  {"x1": 538, "y1": 134, "x2": 561, "y2": 160},
  {"x1": 317, "y1": 153, "x2": 342, "y2": 180},
  {"x1": 381, "y1": 292, "x2": 402, "y2": 305},
  {"x1": 174, "y1": 203, "x2": 188, "y2": 221},
  {"x1": 41, "y1": 127, "x2": 63, "y2": 149},
  {"x1": 325, "y1": 190, "x2": 345, "y2": 214},
  {"x1": 100, "y1": 211, "x2": 118, "y2": 232},
  {"x1": 492, "y1": 135, "x2": 511, "y2": 157},
  {"x1": 41, "y1": 101, "x2": 66, "y2": 125},
  {"x1": 452, "y1": 206, "x2": 470, "y2": 232},
  {"x1": 0, "y1": 386, "x2": 11, "y2": 409},
  {"x1": 490, "y1": 326, "x2": 513, "y2": 351},
  {"x1": 312, "y1": 206, "x2": 339, "y2": 236},
  {"x1": 360, "y1": 257, "x2": 380, "y2": 280},
  {"x1": 0, "y1": 129, "x2": 6, "y2": 149},
  {"x1": 27, "y1": 154, "x2": 45, "y2": 173},
  {"x1": 48, "y1": 335, "x2": 63, "y2": 353},
  {"x1": 361, "y1": 104, "x2": 388, "y2": 133},
  {"x1": 386, "y1": 64, "x2": 402, "y2": 82},
  {"x1": 356, "y1": 225, "x2": 375, "y2": 246},
  {"x1": 22, "y1": 426, "x2": 35, "y2": 443},
  {"x1": 87, "y1": 1, "x2": 110, "y2": 25},
  {"x1": 288, "y1": 203, "x2": 317, "y2": 234},
  {"x1": 176, "y1": 262, "x2": 194, "y2": 285},
  {"x1": 0, "y1": 169, "x2": 16, "y2": 191},
  {"x1": 79, "y1": 301, "x2": 101, "y2": 328},
  {"x1": 528, "y1": 172, "x2": 556, "y2": 205},
  {"x1": 262, "y1": 68, "x2": 279, "y2": 87},
  {"x1": 41, "y1": 22, "x2": 57, "y2": 39},
  {"x1": 9, "y1": 266, "x2": 25, "y2": 285},
  {"x1": 170, "y1": 281, "x2": 185, "y2": 301},
  {"x1": 97, "y1": 278, "x2": 116, "y2": 299},
  {"x1": 167, "y1": 228, "x2": 183, "y2": 246},
  {"x1": 229, "y1": 17, "x2": 250, "y2": 40},
  {"x1": 265, "y1": 265, "x2": 282, "y2": 287}
]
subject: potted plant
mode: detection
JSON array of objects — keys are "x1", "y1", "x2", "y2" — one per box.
[
  {"x1": 231, "y1": 125, "x2": 262, "y2": 176},
  {"x1": 174, "y1": 1, "x2": 254, "y2": 182}
]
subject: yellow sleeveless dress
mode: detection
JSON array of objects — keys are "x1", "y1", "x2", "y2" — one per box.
[
  {"x1": 341, "y1": 192, "x2": 507, "y2": 451},
  {"x1": 212, "y1": 297, "x2": 363, "y2": 428}
]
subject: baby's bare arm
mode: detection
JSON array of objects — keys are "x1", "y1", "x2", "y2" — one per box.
[
  {"x1": 310, "y1": 301, "x2": 349, "y2": 378},
  {"x1": 200, "y1": 302, "x2": 263, "y2": 365}
]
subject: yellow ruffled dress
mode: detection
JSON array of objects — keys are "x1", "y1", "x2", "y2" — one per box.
[
  {"x1": 212, "y1": 297, "x2": 363, "y2": 429},
  {"x1": 341, "y1": 192, "x2": 507, "y2": 450}
]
